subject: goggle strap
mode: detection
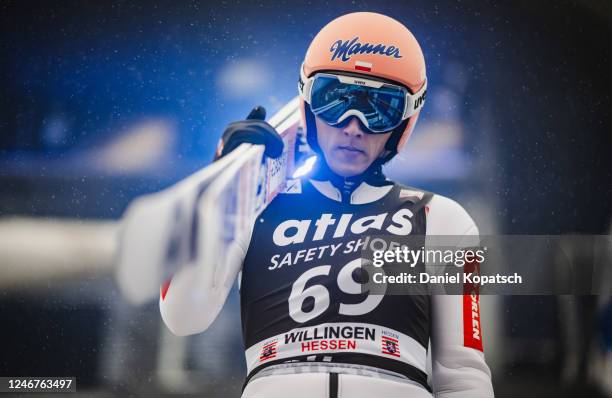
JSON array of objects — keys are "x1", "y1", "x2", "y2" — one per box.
[
  {"x1": 403, "y1": 79, "x2": 427, "y2": 118},
  {"x1": 298, "y1": 64, "x2": 313, "y2": 102}
]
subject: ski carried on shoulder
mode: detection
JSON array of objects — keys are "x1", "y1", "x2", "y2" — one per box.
[{"x1": 116, "y1": 97, "x2": 302, "y2": 304}]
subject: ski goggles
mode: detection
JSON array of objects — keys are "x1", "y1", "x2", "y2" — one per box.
[{"x1": 299, "y1": 67, "x2": 427, "y2": 133}]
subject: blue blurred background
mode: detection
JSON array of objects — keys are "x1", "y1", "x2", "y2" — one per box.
[{"x1": 1, "y1": 1, "x2": 611, "y2": 397}]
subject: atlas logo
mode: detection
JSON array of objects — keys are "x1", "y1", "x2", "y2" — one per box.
[
  {"x1": 272, "y1": 209, "x2": 414, "y2": 246},
  {"x1": 330, "y1": 37, "x2": 402, "y2": 62}
]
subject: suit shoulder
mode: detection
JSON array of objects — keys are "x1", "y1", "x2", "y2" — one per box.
[
  {"x1": 427, "y1": 194, "x2": 479, "y2": 237},
  {"x1": 391, "y1": 182, "x2": 433, "y2": 206}
]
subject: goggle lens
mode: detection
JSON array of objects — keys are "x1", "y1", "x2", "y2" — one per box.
[{"x1": 309, "y1": 74, "x2": 408, "y2": 133}]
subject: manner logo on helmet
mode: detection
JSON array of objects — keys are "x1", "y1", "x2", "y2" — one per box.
[{"x1": 330, "y1": 37, "x2": 402, "y2": 62}]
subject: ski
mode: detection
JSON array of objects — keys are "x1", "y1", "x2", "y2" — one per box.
[{"x1": 116, "y1": 97, "x2": 302, "y2": 304}]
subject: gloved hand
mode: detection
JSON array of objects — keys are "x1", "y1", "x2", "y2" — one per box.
[{"x1": 214, "y1": 106, "x2": 284, "y2": 160}]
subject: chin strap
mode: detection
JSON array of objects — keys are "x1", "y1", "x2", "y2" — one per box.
[{"x1": 311, "y1": 158, "x2": 390, "y2": 203}]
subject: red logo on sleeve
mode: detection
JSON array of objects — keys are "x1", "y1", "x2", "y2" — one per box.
[
  {"x1": 161, "y1": 279, "x2": 172, "y2": 301},
  {"x1": 463, "y1": 257, "x2": 483, "y2": 351}
]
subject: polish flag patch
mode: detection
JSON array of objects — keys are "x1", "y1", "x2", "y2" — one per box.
[{"x1": 355, "y1": 60, "x2": 372, "y2": 72}]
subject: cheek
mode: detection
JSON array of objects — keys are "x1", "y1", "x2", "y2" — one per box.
[
  {"x1": 366, "y1": 134, "x2": 392, "y2": 157},
  {"x1": 315, "y1": 119, "x2": 335, "y2": 150}
]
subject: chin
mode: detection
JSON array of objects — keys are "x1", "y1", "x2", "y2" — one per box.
[{"x1": 329, "y1": 162, "x2": 366, "y2": 177}]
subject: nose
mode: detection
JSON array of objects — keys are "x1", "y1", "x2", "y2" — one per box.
[{"x1": 342, "y1": 117, "x2": 364, "y2": 138}]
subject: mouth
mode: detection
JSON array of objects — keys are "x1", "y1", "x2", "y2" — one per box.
[{"x1": 336, "y1": 145, "x2": 366, "y2": 155}]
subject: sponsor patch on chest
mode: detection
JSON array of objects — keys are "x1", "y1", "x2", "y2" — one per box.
[{"x1": 272, "y1": 209, "x2": 415, "y2": 247}]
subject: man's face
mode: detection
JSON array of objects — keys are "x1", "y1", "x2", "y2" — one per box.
[{"x1": 315, "y1": 116, "x2": 392, "y2": 177}]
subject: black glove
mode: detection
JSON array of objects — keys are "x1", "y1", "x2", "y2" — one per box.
[{"x1": 215, "y1": 106, "x2": 284, "y2": 160}]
